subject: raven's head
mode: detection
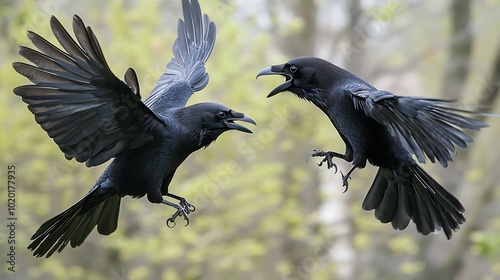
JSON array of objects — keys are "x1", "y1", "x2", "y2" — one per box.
[
  {"x1": 177, "y1": 102, "x2": 256, "y2": 148},
  {"x1": 257, "y1": 57, "x2": 351, "y2": 105}
]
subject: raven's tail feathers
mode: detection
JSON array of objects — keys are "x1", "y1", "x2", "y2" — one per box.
[
  {"x1": 362, "y1": 165, "x2": 465, "y2": 239},
  {"x1": 28, "y1": 187, "x2": 121, "y2": 258}
]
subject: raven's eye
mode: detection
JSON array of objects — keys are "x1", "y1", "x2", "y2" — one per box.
[
  {"x1": 217, "y1": 111, "x2": 226, "y2": 118},
  {"x1": 289, "y1": 65, "x2": 298, "y2": 73}
]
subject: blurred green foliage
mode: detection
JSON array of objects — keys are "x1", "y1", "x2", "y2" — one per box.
[
  {"x1": 2, "y1": 0, "x2": 500, "y2": 280},
  {"x1": 1, "y1": 1, "x2": 328, "y2": 279}
]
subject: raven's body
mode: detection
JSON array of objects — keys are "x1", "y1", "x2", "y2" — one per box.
[
  {"x1": 100, "y1": 107, "x2": 213, "y2": 201},
  {"x1": 14, "y1": 0, "x2": 255, "y2": 258},
  {"x1": 317, "y1": 87, "x2": 405, "y2": 168},
  {"x1": 96, "y1": 123, "x2": 188, "y2": 202},
  {"x1": 258, "y1": 56, "x2": 487, "y2": 239}
]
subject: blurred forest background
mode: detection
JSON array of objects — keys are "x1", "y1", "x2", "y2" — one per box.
[{"x1": 1, "y1": 0, "x2": 500, "y2": 279}]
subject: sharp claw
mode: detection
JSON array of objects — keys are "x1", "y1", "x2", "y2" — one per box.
[
  {"x1": 164, "y1": 202, "x2": 192, "y2": 228},
  {"x1": 308, "y1": 149, "x2": 320, "y2": 163},
  {"x1": 179, "y1": 199, "x2": 196, "y2": 214},
  {"x1": 307, "y1": 149, "x2": 317, "y2": 163},
  {"x1": 342, "y1": 182, "x2": 349, "y2": 193},
  {"x1": 166, "y1": 218, "x2": 176, "y2": 228},
  {"x1": 309, "y1": 149, "x2": 323, "y2": 158},
  {"x1": 314, "y1": 151, "x2": 335, "y2": 170},
  {"x1": 332, "y1": 163, "x2": 338, "y2": 174},
  {"x1": 309, "y1": 149, "x2": 345, "y2": 176},
  {"x1": 340, "y1": 170, "x2": 350, "y2": 193}
]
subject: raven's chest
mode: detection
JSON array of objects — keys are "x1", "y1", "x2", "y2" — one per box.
[
  {"x1": 327, "y1": 98, "x2": 375, "y2": 148},
  {"x1": 106, "y1": 141, "x2": 187, "y2": 196}
]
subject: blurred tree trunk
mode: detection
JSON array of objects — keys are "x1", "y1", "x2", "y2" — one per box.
[
  {"x1": 266, "y1": 1, "x2": 323, "y2": 279},
  {"x1": 344, "y1": 0, "x2": 363, "y2": 72},
  {"x1": 440, "y1": 0, "x2": 473, "y2": 100},
  {"x1": 417, "y1": 1, "x2": 473, "y2": 278},
  {"x1": 424, "y1": 39, "x2": 500, "y2": 280},
  {"x1": 419, "y1": 1, "x2": 500, "y2": 279},
  {"x1": 267, "y1": 0, "x2": 317, "y2": 56}
]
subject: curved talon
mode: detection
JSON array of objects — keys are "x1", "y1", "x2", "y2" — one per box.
[
  {"x1": 177, "y1": 206, "x2": 191, "y2": 226},
  {"x1": 166, "y1": 218, "x2": 177, "y2": 228},
  {"x1": 307, "y1": 149, "x2": 320, "y2": 163},
  {"x1": 309, "y1": 150, "x2": 346, "y2": 174},
  {"x1": 187, "y1": 204, "x2": 196, "y2": 212},
  {"x1": 317, "y1": 158, "x2": 330, "y2": 168},
  {"x1": 179, "y1": 200, "x2": 196, "y2": 214},
  {"x1": 342, "y1": 183, "x2": 348, "y2": 193},
  {"x1": 162, "y1": 198, "x2": 193, "y2": 228},
  {"x1": 315, "y1": 154, "x2": 337, "y2": 173},
  {"x1": 331, "y1": 163, "x2": 338, "y2": 174},
  {"x1": 317, "y1": 155, "x2": 329, "y2": 167},
  {"x1": 340, "y1": 170, "x2": 350, "y2": 193}
]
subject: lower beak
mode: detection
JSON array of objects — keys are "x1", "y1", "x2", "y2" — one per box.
[
  {"x1": 226, "y1": 114, "x2": 256, "y2": 133},
  {"x1": 256, "y1": 67, "x2": 292, "y2": 98}
]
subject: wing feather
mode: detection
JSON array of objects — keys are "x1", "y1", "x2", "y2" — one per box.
[
  {"x1": 145, "y1": 0, "x2": 216, "y2": 111},
  {"x1": 349, "y1": 86, "x2": 487, "y2": 167},
  {"x1": 13, "y1": 15, "x2": 164, "y2": 167}
]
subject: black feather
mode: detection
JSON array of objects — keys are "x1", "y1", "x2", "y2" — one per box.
[
  {"x1": 259, "y1": 56, "x2": 484, "y2": 239},
  {"x1": 15, "y1": 0, "x2": 254, "y2": 258}
]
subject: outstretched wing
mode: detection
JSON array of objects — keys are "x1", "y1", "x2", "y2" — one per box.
[
  {"x1": 144, "y1": 0, "x2": 216, "y2": 111},
  {"x1": 348, "y1": 84, "x2": 487, "y2": 167},
  {"x1": 13, "y1": 15, "x2": 164, "y2": 167}
]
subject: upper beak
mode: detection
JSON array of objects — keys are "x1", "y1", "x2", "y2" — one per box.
[
  {"x1": 256, "y1": 65, "x2": 293, "y2": 98},
  {"x1": 225, "y1": 112, "x2": 256, "y2": 134}
]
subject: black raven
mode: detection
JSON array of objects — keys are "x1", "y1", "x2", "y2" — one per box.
[
  {"x1": 257, "y1": 56, "x2": 487, "y2": 239},
  {"x1": 13, "y1": 0, "x2": 255, "y2": 258}
]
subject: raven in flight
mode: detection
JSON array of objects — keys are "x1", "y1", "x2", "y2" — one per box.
[
  {"x1": 257, "y1": 56, "x2": 487, "y2": 239},
  {"x1": 13, "y1": 0, "x2": 255, "y2": 258}
]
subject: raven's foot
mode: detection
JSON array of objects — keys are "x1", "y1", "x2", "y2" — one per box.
[
  {"x1": 162, "y1": 200, "x2": 191, "y2": 228},
  {"x1": 340, "y1": 165, "x2": 357, "y2": 193},
  {"x1": 309, "y1": 149, "x2": 345, "y2": 173},
  {"x1": 340, "y1": 170, "x2": 351, "y2": 193},
  {"x1": 166, "y1": 193, "x2": 196, "y2": 214},
  {"x1": 178, "y1": 197, "x2": 196, "y2": 214}
]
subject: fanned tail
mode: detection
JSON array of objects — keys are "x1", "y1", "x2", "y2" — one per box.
[{"x1": 362, "y1": 165, "x2": 465, "y2": 239}]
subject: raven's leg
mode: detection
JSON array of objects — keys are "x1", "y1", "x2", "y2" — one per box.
[
  {"x1": 162, "y1": 199, "x2": 190, "y2": 228},
  {"x1": 340, "y1": 165, "x2": 358, "y2": 193},
  {"x1": 309, "y1": 149, "x2": 346, "y2": 173},
  {"x1": 166, "y1": 193, "x2": 196, "y2": 213}
]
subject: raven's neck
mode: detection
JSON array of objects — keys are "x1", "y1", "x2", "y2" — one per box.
[
  {"x1": 194, "y1": 129, "x2": 224, "y2": 149},
  {"x1": 293, "y1": 87, "x2": 330, "y2": 113}
]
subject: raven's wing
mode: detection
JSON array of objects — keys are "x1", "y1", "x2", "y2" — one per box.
[
  {"x1": 144, "y1": 0, "x2": 216, "y2": 112},
  {"x1": 348, "y1": 84, "x2": 487, "y2": 167},
  {"x1": 13, "y1": 15, "x2": 164, "y2": 167}
]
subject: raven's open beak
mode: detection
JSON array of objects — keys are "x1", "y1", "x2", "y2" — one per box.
[
  {"x1": 225, "y1": 111, "x2": 256, "y2": 133},
  {"x1": 256, "y1": 64, "x2": 292, "y2": 98}
]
